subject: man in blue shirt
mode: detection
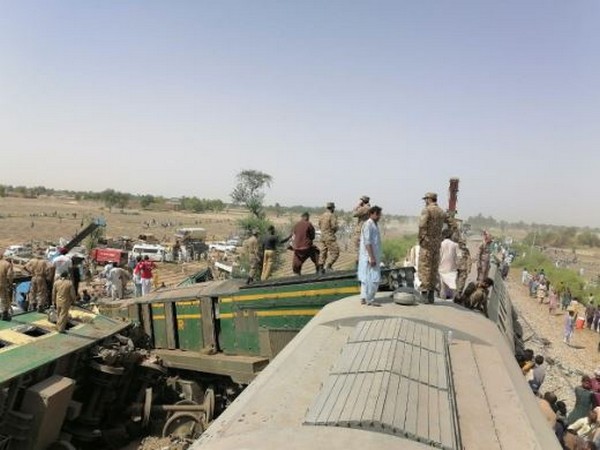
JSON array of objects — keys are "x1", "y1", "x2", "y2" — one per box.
[{"x1": 358, "y1": 206, "x2": 383, "y2": 306}]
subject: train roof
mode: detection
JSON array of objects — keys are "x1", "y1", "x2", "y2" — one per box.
[
  {"x1": 193, "y1": 293, "x2": 560, "y2": 450},
  {"x1": 0, "y1": 307, "x2": 129, "y2": 384}
]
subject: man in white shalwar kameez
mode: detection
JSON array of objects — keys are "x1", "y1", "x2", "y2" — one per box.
[
  {"x1": 438, "y1": 231, "x2": 459, "y2": 299},
  {"x1": 358, "y1": 206, "x2": 383, "y2": 307}
]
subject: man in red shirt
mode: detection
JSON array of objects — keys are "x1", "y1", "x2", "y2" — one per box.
[
  {"x1": 134, "y1": 256, "x2": 156, "y2": 296},
  {"x1": 290, "y1": 212, "x2": 320, "y2": 275}
]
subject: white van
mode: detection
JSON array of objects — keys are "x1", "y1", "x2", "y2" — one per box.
[{"x1": 131, "y1": 243, "x2": 166, "y2": 262}]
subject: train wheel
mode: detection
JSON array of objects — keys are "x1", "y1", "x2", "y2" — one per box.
[
  {"x1": 162, "y1": 412, "x2": 205, "y2": 440},
  {"x1": 203, "y1": 387, "x2": 215, "y2": 422}
]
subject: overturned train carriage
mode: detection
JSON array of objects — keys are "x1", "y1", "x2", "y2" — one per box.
[
  {"x1": 0, "y1": 308, "x2": 131, "y2": 449},
  {"x1": 99, "y1": 268, "x2": 413, "y2": 384}
]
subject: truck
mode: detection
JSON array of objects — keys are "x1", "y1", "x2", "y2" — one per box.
[{"x1": 90, "y1": 247, "x2": 129, "y2": 266}]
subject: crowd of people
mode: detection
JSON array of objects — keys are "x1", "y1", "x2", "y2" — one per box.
[
  {"x1": 519, "y1": 264, "x2": 600, "y2": 448},
  {"x1": 520, "y1": 346, "x2": 600, "y2": 449},
  {"x1": 521, "y1": 268, "x2": 600, "y2": 344}
]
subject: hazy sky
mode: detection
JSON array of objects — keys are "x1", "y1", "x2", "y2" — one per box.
[{"x1": 1, "y1": 1, "x2": 598, "y2": 227}]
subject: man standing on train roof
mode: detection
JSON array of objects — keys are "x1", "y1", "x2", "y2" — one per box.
[
  {"x1": 352, "y1": 195, "x2": 371, "y2": 264},
  {"x1": 242, "y1": 229, "x2": 261, "y2": 284},
  {"x1": 418, "y1": 192, "x2": 456, "y2": 304},
  {"x1": 24, "y1": 250, "x2": 49, "y2": 311},
  {"x1": 289, "y1": 212, "x2": 321, "y2": 275},
  {"x1": 52, "y1": 271, "x2": 76, "y2": 333},
  {"x1": 477, "y1": 230, "x2": 493, "y2": 282},
  {"x1": 358, "y1": 206, "x2": 383, "y2": 307},
  {"x1": 0, "y1": 254, "x2": 14, "y2": 321},
  {"x1": 318, "y1": 202, "x2": 340, "y2": 273}
]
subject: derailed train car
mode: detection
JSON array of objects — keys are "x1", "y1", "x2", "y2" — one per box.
[
  {"x1": 0, "y1": 268, "x2": 410, "y2": 449},
  {"x1": 99, "y1": 268, "x2": 411, "y2": 384},
  {"x1": 191, "y1": 278, "x2": 559, "y2": 450}
]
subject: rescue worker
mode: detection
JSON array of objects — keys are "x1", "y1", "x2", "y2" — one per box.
[
  {"x1": 243, "y1": 230, "x2": 261, "y2": 284},
  {"x1": 52, "y1": 271, "x2": 76, "y2": 333},
  {"x1": 0, "y1": 254, "x2": 14, "y2": 321},
  {"x1": 108, "y1": 264, "x2": 130, "y2": 300},
  {"x1": 352, "y1": 195, "x2": 371, "y2": 261},
  {"x1": 418, "y1": 192, "x2": 456, "y2": 303},
  {"x1": 24, "y1": 251, "x2": 49, "y2": 311},
  {"x1": 454, "y1": 239, "x2": 471, "y2": 301},
  {"x1": 289, "y1": 212, "x2": 320, "y2": 275},
  {"x1": 318, "y1": 202, "x2": 339, "y2": 272}
]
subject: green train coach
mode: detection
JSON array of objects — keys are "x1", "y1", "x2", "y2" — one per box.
[{"x1": 99, "y1": 268, "x2": 413, "y2": 384}]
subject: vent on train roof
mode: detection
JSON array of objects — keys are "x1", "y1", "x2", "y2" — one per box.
[{"x1": 304, "y1": 317, "x2": 461, "y2": 450}]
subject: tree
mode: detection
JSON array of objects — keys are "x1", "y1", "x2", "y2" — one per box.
[
  {"x1": 140, "y1": 195, "x2": 156, "y2": 209},
  {"x1": 230, "y1": 170, "x2": 273, "y2": 219}
]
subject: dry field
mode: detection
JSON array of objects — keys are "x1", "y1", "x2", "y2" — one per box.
[{"x1": 0, "y1": 196, "x2": 253, "y2": 251}]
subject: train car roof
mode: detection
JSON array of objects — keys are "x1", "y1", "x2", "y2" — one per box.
[
  {"x1": 0, "y1": 307, "x2": 129, "y2": 384},
  {"x1": 104, "y1": 279, "x2": 246, "y2": 306},
  {"x1": 193, "y1": 294, "x2": 560, "y2": 450}
]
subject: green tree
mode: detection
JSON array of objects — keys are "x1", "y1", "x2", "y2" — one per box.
[
  {"x1": 230, "y1": 170, "x2": 273, "y2": 219},
  {"x1": 140, "y1": 195, "x2": 156, "y2": 209}
]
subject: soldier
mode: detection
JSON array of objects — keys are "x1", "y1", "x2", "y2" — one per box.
[
  {"x1": 318, "y1": 202, "x2": 339, "y2": 272},
  {"x1": 352, "y1": 195, "x2": 371, "y2": 260},
  {"x1": 243, "y1": 230, "x2": 261, "y2": 284},
  {"x1": 24, "y1": 252, "x2": 49, "y2": 311},
  {"x1": 52, "y1": 271, "x2": 76, "y2": 333},
  {"x1": 477, "y1": 231, "x2": 492, "y2": 282},
  {"x1": 462, "y1": 277, "x2": 494, "y2": 317},
  {"x1": 0, "y1": 255, "x2": 14, "y2": 321},
  {"x1": 454, "y1": 239, "x2": 471, "y2": 301},
  {"x1": 418, "y1": 192, "x2": 456, "y2": 303}
]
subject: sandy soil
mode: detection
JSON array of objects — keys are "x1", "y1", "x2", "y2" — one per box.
[{"x1": 506, "y1": 272, "x2": 600, "y2": 408}]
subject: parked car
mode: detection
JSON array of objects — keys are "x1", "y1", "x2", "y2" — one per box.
[
  {"x1": 208, "y1": 241, "x2": 237, "y2": 253},
  {"x1": 3, "y1": 245, "x2": 31, "y2": 259}
]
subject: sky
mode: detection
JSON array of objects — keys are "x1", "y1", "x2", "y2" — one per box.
[{"x1": 0, "y1": 1, "x2": 599, "y2": 227}]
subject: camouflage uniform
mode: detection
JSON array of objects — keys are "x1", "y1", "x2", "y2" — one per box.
[
  {"x1": 243, "y1": 234, "x2": 261, "y2": 282},
  {"x1": 52, "y1": 276, "x2": 76, "y2": 332},
  {"x1": 455, "y1": 243, "x2": 471, "y2": 298},
  {"x1": 476, "y1": 241, "x2": 491, "y2": 282},
  {"x1": 25, "y1": 256, "x2": 49, "y2": 309},
  {"x1": 0, "y1": 258, "x2": 14, "y2": 319},
  {"x1": 318, "y1": 206, "x2": 339, "y2": 269},
  {"x1": 418, "y1": 195, "x2": 455, "y2": 297},
  {"x1": 352, "y1": 200, "x2": 370, "y2": 252}
]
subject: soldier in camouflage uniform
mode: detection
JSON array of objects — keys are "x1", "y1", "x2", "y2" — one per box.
[
  {"x1": 352, "y1": 195, "x2": 371, "y2": 261},
  {"x1": 24, "y1": 252, "x2": 49, "y2": 311},
  {"x1": 243, "y1": 230, "x2": 261, "y2": 284},
  {"x1": 477, "y1": 231, "x2": 492, "y2": 282},
  {"x1": 418, "y1": 192, "x2": 455, "y2": 303},
  {"x1": 0, "y1": 255, "x2": 14, "y2": 321},
  {"x1": 454, "y1": 239, "x2": 471, "y2": 301},
  {"x1": 318, "y1": 202, "x2": 339, "y2": 272}
]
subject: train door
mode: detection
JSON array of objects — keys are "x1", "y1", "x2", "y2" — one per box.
[{"x1": 200, "y1": 297, "x2": 218, "y2": 352}]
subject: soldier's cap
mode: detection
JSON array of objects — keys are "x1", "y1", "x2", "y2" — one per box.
[
  {"x1": 360, "y1": 195, "x2": 370, "y2": 202},
  {"x1": 326, "y1": 202, "x2": 335, "y2": 209},
  {"x1": 301, "y1": 211, "x2": 310, "y2": 218},
  {"x1": 422, "y1": 192, "x2": 437, "y2": 201},
  {"x1": 251, "y1": 229, "x2": 259, "y2": 235},
  {"x1": 58, "y1": 247, "x2": 68, "y2": 255}
]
